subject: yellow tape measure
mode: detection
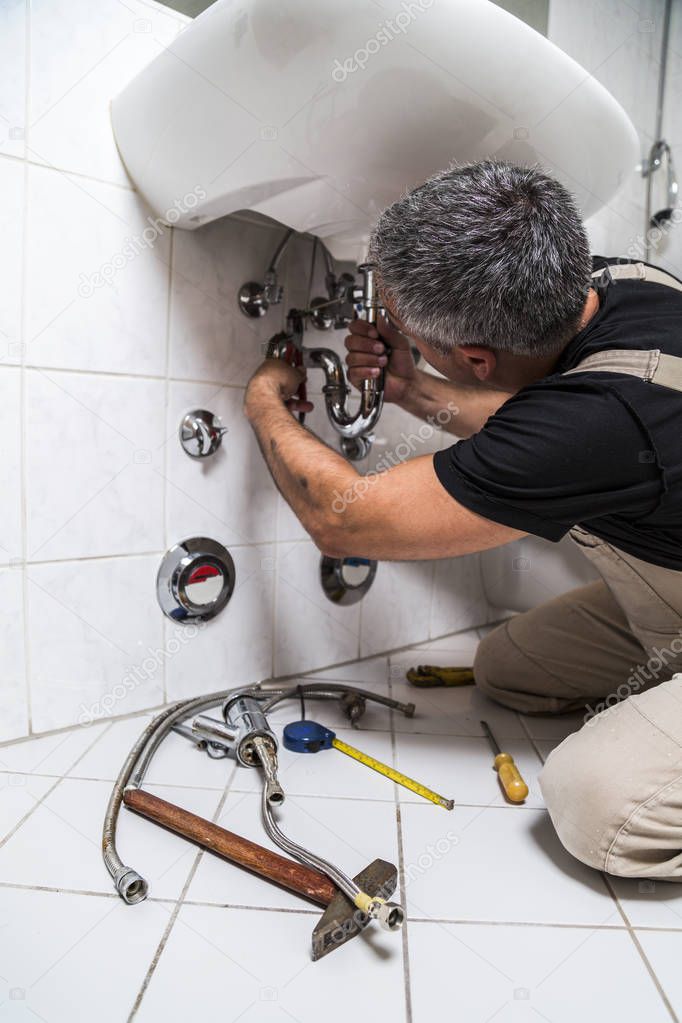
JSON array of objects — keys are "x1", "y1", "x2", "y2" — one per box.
[
  {"x1": 332, "y1": 737, "x2": 454, "y2": 810},
  {"x1": 282, "y1": 720, "x2": 454, "y2": 811}
]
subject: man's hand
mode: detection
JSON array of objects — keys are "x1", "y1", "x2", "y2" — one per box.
[
  {"x1": 245, "y1": 359, "x2": 314, "y2": 420},
  {"x1": 344, "y1": 314, "x2": 417, "y2": 405}
]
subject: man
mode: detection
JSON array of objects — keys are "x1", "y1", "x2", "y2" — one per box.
[{"x1": 244, "y1": 160, "x2": 682, "y2": 881}]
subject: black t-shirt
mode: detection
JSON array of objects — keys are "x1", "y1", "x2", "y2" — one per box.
[{"x1": 433, "y1": 257, "x2": 682, "y2": 570}]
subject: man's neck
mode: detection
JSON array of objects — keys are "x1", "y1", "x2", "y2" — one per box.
[{"x1": 494, "y1": 288, "x2": 601, "y2": 392}]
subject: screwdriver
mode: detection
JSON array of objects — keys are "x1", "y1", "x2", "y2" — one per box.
[
  {"x1": 283, "y1": 719, "x2": 454, "y2": 810},
  {"x1": 480, "y1": 720, "x2": 528, "y2": 804}
]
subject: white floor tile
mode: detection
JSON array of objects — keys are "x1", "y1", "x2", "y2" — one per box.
[
  {"x1": 394, "y1": 732, "x2": 544, "y2": 808},
  {"x1": 136, "y1": 904, "x2": 406, "y2": 1022},
  {"x1": 390, "y1": 675, "x2": 526, "y2": 739},
  {"x1": 230, "y1": 725, "x2": 398, "y2": 802},
  {"x1": 0, "y1": 722, "x2": 105, "y2": 775},
  {"x1": 612, "y1": 876, "x2": 682, "y2": 930},
  {"x1": 0, "y1": 773, "x2": 55, "y2": 842},
  {"x1": 409, "y1": 921, "x2": 670, "y2": 1023},
  {"x1": 187, "y1": 791, "x2": 400, "y2": 911},
  {"x1": 401, "y1": 802, "x2": 616, "y2": 925},
  {"x1": 0, "y1": 887, "x2": 170, "y2": 1023},
  {"x1": 266, "y1": 680, "x2": 394, "y2": 732},
  {"x1": 412, "y1": 627, "x2": 481, "y2": 656},
  {"x1": 0, "y1": 777, "x2": 221, "y2": 899},
  {"x1": 0, "y1": 160, "x2": 24, "y2": 364},
  {"x1": 636, "y1": 929, "x2": 682, "y2": 1018},
  {"x1": 66, "y1": 715, "x2": 235, "y2": 790},
  {"x1": 300, "y1": 654, "x2": 390, "y2": 685}
]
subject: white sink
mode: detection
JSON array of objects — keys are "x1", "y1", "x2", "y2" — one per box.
[{"x1": 111, "y1": 0, "x2": 638, "y2": 260}]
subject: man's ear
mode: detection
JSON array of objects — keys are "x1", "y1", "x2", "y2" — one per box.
[{"x1": 456, "y1": 345, "x2": 497, "y2": 381}]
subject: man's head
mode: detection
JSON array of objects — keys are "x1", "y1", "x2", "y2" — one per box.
[{"x1": 369, "y1": 161, "x2": 593, "y2": 384}]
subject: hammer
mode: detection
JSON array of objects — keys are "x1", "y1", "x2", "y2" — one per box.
[{"x1": 123, "y1": 789, "x2": 398, "y2": 960}]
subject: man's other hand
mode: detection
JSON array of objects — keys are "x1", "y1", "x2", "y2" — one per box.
[
  {"x1": 344, "y1": 314, "x2": 417, "y2": 404},
  {"x1": 245, "y1": 360, "x2": 314, "y2": 420}
]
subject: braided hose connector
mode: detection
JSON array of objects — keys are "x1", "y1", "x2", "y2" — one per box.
[
  {"x1": 112, "y1": 864, "x2": 148, "y2": 905},
  {"x1": 354, "y1": 891, "x2": 404, "y2": 932}
]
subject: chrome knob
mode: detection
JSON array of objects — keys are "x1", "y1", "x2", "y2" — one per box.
[
  {"x1": 179, "y1": 409, "x2": 227, "y2": 459},
  {"x1": 157, "y1": 537, "x2": 236, "y2": 622}
]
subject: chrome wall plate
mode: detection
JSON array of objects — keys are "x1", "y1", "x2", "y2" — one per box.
[
  {"x1": 157, "y1": 537, "x2": 236, "y2": 622},
  {"x1": 320, "y1": 555, "x2": 377, "y2": 605},
  {"x1": 179, "y1": 409, "x2": 227, "y2": 459}
]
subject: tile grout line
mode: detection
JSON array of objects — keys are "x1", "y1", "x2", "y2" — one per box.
[
  {"x1": 0, "y1": 720, "x2": 114, "y2": 848},
  {"x1": 388, "y1": 670, "x2": 413, "y2": 1023},
  {"x1": 19, "y1": 2, "x2": 31, "y2": 731},
  {"x1": 601, "y1": 873, "x2": 680, "y2": 1023},
  {"x1": 127, "y1": 761, "x2": 238, "y2": 1020},
  {"x1": 160, "y1": 217, "x2": 175, "y2": 705},
  {"x1": 7, "y1": 875, "x2": 682, "y2": 935}
]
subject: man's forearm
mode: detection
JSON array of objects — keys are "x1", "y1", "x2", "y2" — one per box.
[
  {"x1": 245, "y1": 380, "x2": 357, "y2": 548},
  {"x1": 397, "y1": 369, "x2": 510, "y2": 438}
]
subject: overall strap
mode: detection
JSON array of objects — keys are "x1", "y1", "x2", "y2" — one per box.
[
  {"x1": 590, "y1": 261, "x2": 682, "y2": 292},
  {"x1": 562, "y1": 263, "x2": 682, "y2": 393}
]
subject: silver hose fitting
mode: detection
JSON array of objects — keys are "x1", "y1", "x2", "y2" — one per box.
[
  {"x1": 114, "y1": 866, "x2": 149, "y2": 905},
  {"x1": 368, "y1": 898, "x2": 405, "y2": 931},
  {"x1": 252, "y1": 735, "x2": 285, "y2": 806}
]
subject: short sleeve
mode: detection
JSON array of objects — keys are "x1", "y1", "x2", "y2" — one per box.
[{"x1": 432, "y1": 379, "x2": 662, "y2": 541}]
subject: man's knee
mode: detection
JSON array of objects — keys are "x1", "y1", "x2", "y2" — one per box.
[
  {"x1": 539, "y1": 728, "x2": 615, "y2": 872},
  {"x1": 539, "y1": 703, "x2": 682, "y2": 880},
  {"x1": 474, "y1": 621, "x2": 562, "y2": 714}
]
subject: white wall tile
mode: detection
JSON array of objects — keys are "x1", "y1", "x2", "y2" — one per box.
[
  {"x1": 0, "y1": 1, "x2": 26, "y2": 158},
  {"x1": 26, "y1": 554, "x2": 164, "y2": 731},
  {"x1": 25, "y1": 369, "x2": 165, "y2": 560},
  {"x1": 0, "y1": 158, "x2": 25, "y2": 365},
  {"x1": 169, "y1": 214, "x2": 287, "y2": 385},
  {"x1": 360, "y1": 559, "x2": 433, "y2": 657},
  {"x1": 165, "y1": 380, "x2": 278, "y2": 546},
  {"x1": 0, "y1": 567, "x2": 27, "y2": 741},
  {"x1": 29, "y1": 0, "x2": 187, "y2": 185},
  {"x1": 0, "y1": 367, "x2": 23, "y2": 563},
  {"x1": 165, "y1": 543, "x2": 274, "y2": 700},
  {"x1": 430, "y1": 553, "x2": 490, "y2": 637},
  {"x1": 275, "y1": 540, "x2": 361, "y2": 675},
  {"x1": 25, "y1": 164, "x2": 169, "y2": 375}
]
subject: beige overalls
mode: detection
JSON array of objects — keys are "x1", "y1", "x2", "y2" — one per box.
[{"x1": 474, "y1": 262, "x2": 682, "y2": 880}]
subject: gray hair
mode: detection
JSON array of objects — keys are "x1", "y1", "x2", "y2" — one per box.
[{"x1": 368, "y1": 161, "x2": 592, "y2": 357}]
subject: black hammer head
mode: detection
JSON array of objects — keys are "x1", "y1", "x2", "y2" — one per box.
[{"x1": 311, "y1": 858, "x2": 398, "y2": 960}]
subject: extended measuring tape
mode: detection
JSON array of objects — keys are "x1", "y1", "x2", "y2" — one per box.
[{"x1": 283, "y1": 719, "x2": 454, "y2": 811}]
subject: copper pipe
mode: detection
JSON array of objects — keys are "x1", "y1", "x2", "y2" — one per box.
[{"x1": 124, "y1": 788, "x2": 337, "y2": 906}]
